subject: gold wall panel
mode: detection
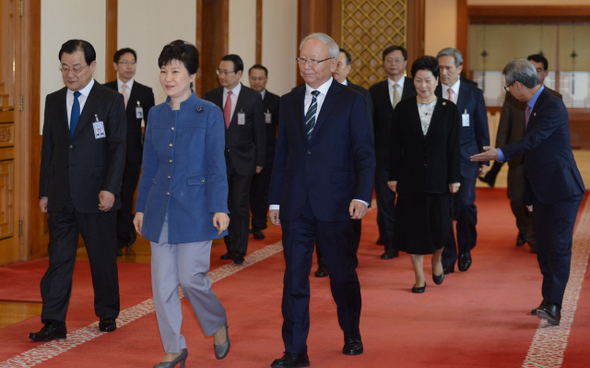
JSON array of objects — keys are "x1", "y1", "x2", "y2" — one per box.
[
  {"x1": 0, "y1": 123, "x2": 14, "y2": 147},
  {"x1": 0, "y1": 160, "x2": 14, "y2": 239},
  {"x1": 341, "y1": 0, "x2": 407, "y2": 89}
]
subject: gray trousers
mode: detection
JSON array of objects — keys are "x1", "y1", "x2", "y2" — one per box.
[{"x1": 151, "y1": 219, "x2": 227, "y2": 353}]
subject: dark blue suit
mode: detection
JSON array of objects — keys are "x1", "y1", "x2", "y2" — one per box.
[
  {"x1": 436, "y1": 81, "x2": 489, "y2": 269},
  {"x1": 501, "y1": 87, "x2": 585, "y2": 305},
  {"x1": 269, "y1": 80, "x2": 375, "y2": 354}
]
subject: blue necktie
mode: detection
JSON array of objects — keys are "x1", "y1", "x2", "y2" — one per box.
[
  {"x1": 305, "y1": 90, "x2": 320, "y2": 140},
  {"x1": 70, "y1": 91, "x2": 81, "y2": 137}
]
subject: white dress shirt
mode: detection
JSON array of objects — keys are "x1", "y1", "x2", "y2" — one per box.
[
  {"x1": 223, "y1": 82, "x2": 242, "y2": 119},
  {"x1": 442, "y1": 79, "x2": 460, "y2": 103},
  {"x1": 388, "y1": 75, "x2": 406, "y2": 105},
  {"x1": 66, "y1": 79, "x2": 94, "y2": 128}
]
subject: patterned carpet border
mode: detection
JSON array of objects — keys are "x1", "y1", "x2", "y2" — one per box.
[
  {"x1": 522, "y1": 200, "x2": 590, "y2": 368},
  {"x1": 0, "y1": 242, "x2": 284, "y2": 368}
]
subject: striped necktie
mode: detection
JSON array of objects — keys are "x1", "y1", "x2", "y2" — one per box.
[{"x1": 305, "y1": 90, "x2": 320, "y2": 140}]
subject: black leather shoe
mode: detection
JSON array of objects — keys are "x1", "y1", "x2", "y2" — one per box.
[
  {"x1": 99, "y1": 317, "x2": 116, "y2": 332},
  {"x1": 116, "y1": 248, "x2": 123, "y2": 256},
  {"x1": 29, "y1": 323, "x2": 67, "y2": 341},
  {"x1": 231, "y1": 253, "x2": 245, "y2": 265},
  {"x1": 342, "y1": 337, "x2": 363, "y2": 355},
  {"x1": 477, "y1": 175, "x2": 495, "y2": 188},
  {"x1": 128, "y1": 231, "x2": 137, "y2": 247},
  {"x1": 530, "y1": 243, "x2": 538, "y2": 254},
  {"x1": 536, "y1": 303, "x2": 561, "y2": 326},
  {"x1": 458, "y1": 252, "x2": 472, "y2": 272},
  {"x1": 411, "y1": 282, "x2": 426, "y2": 293},
  {"x1": 314, "y1": 264, "x2": 328, "y2": 278},
  {"x1": 531, "y1": 300, "x2": 548, "y2": 315},
  {"x1": 220, "y1": 252, "x2": 232, "y2": 260},
  {"x1": 433, "y1": 272, "x2": 444, "y2": 285},
  {"x1": 376, "y1": 237, "x2": 384, "y2": 245},
  {"x1": 380, "y1": 249, "x2": 399, "y2": 259},
  {"x1": 516, "y1": 234, "x2": 526, "y2": 247},
  {"x1": 271, "y1": 353, "x2": 310, "y2": 368},
  {"x1": 443, "y1": 265, "x2": 454, "y2": 274},
  {"x1": 252, "y1": 228, "x2": 265, "y2": 240}
]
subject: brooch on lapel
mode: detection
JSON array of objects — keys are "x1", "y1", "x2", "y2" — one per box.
[
  {"x1": 196, "y1": 106, "x2": 203, "y2": 112},
  {"x1": 442, "y1": 102, "x2": 447, "y2": 106},
  {"x1": 533, "y1": 112, "x2": 537, "y2": 117}
]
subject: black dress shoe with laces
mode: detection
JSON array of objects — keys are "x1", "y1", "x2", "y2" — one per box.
[
  {"x1": 531, "y1": 300, "x2": 548, "y2": 315},
  {"x1": 220, "y1": 252, "x2": 232, "y2": 260},
  {"x1": 99, "y1": 317, "x2": 117, "y2": 332},
  {"x1": 231, "y1": 252, "x2": 245, "y2": 265},
  {"x1": 536, "y1": 303, "x2": 561, "y2": 326},
  {"x1": 458, "y1": 252, "x2": 472, "y2": 272},
  {"x1": 342, "y1": 336, "x2": 363, "y2": 355},
  {"x1": 271, "y1": 353, "x2": 310, "y2": 368},
  {"x1": 29, "y1": 323, "x2": 67, "y2": 341}
]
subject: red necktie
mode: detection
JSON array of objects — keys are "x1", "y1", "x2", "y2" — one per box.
[
  {"x1": 525, "y1": 105, "x2": 531, "y2": 130},
  {"x1": 447, "y1": 87, "x2": 453, "y2": 103},
  {"x1": 224, "y1": 91, "x2": 232, "y2": 129}
]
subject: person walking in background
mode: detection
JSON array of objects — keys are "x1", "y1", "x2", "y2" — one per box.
[
  {"x1": 436, "y1": 47, "x2": 489, "y2": 274},
  {"x1": 369, "y1": 45, "x2": 416, "y2": 260},
  {"x1": 134, "y1": 40, "x2": 230, "y2": 367},
  {"x1": 204, "y1": 54, "x2": 266, "y2": 265},
  {"x1": 248, "y1": 64, "x2": 279, "y2": 241},
  {"x1": 388, "y1": 56, "x2": 461, "y2": 293},
  {"x1": 31, "y1": 39, "x2": 126, "y2": 341},
  {"x1": 105, "y1": 47, "x2": 155, "y2": 256}
]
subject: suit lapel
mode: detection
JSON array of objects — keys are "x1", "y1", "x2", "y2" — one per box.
[
  {"x1": 310, "y1": 81, "x2": 340, "y2": 141},
  {"x1": 57, "y1": 88, "x2": 70, "y2": 138},
  {"x1": 231, "y1": 84, "x2": 246, "y2": 126},
  {"x1": 381, "y1": 81, "x2": 394, "y2": 114},
  {"x1": 127, "y1": 83, "x2": 139, "y2": 113},
  {"x1": 456, "y1": 82, "x2": 468, "y2": 113}
]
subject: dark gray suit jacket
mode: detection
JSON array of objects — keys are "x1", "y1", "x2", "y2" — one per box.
[
  {"x1": 39, "y1": 80, "x2": 127, "y2": 213},
  {"x1": 203, "y1": 83, "x2": 266, "y2": 176}
]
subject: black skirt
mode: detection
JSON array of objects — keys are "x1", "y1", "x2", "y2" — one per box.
[{"x1": 393, "y1": 192, "x2": 450, "y2": 255}]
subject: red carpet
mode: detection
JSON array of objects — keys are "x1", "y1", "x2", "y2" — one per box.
[{"x1": 0, "y1": 188, "x2": 589, "y2": 367}]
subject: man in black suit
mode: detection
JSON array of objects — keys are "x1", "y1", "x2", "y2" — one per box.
[
  {"x1": 436, "y1": 47, "x2": 489, "y2": 274},
  {"x1": 104, "y1": 48, "x2": 155, "y2": 256},
  {"x1": 485, "y1": 54, "x2": 562, "y2": 253},
  {"x1": 472, "y1": 58, "x2": 585, "y2": 326},
  {"x1": 248, "y1": 64, "x2": 279, "y2": 241},
  {"x1": 204, "y1": 54, "x2": 265, "y2": 264},
  {"x1": 369, "y1": 45, "x2": 416, "y2": 259},
  {"x1": 31, "y1": 39, "x2": 126, "y2": 341},
  {"x1": 268, "y1": 32, "x2": 375, "y2": 368},
  {"x1": 312, "y1": 48, "x2": 371, "y2": 278}
]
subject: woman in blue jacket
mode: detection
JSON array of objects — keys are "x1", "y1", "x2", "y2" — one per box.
[{"x1": 134, "y1": 40, "x2": 230, "y2": 368}]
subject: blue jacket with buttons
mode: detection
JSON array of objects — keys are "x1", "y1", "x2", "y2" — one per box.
[{"x1": 135, "y1": 93, "x2": 229, "y2": 243}]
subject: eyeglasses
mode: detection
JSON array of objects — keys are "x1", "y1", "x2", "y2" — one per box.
[
  {"x1": 118, "y1": 61, "x2": 136, "y2": 66},
  {"x1": 216, "y1": 69, "x2": 236, "y2": 76},
  {"x1": 60, "y1": 64, "x2": 89, "y2": 76},
  {"x1": 384, "y1": 57, "x2": 405, "y2": 64},
  {"x1": 503, "y1": 83, "x2": 514, "y2": 92},
  {"x1": 296, "y1": 57, "x2": 333, "y2": 67}
]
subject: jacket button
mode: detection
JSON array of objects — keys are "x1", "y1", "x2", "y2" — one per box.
[
  {"x1": 169, "y1": 159, "x2": 173, "y2": 163},
  {"x1": 169, "y1": 143, "x2": 173, "y2": 147},
  {"x1": 167, "y1": 175, "x2": 171, "y2": 179},
  {"x1": 307, "y1": 150, "x2": 311, "y2": 154},
  {"x1": 167, "y1": 192, "x2": 170, "y2": 196},
  {"x1": 171, "y1": 127, "x2": 174, "y2": 131},
  {"x1": 201, "y1": 179, "x2": 205, "y2": 183},
  {"x1": 69, "y1": 145, "x2": 73, "y2": 149}
]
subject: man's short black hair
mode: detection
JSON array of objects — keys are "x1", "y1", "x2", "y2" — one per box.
[
  {"x1": 114, "y1": 48, "x2": 137, "y2": 63},
  {"x1": 339, "y1": 48, "x2": 352, "y2": 66},
  {"x1": 249, "y1": 64, "x2": 268, "y2": 77},
  {"x1": 221, "y1": 54, "x2": 244, "y2": 73},
  {"x1": 527, "y1": 54, "x2": 548, "y2": 71},
  {"x1": 59, "y1": 39, "x2": 96, "y2": 65},
  {"x1": 382, "y1": 45, "x2": 408, "y2": 61}
]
